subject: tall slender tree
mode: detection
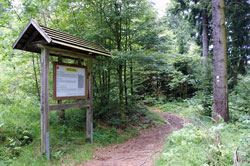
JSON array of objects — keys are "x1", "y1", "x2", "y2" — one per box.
[
  {"x1": 202, "y1": 1, "x2": 209, "y2": 64},
  {"x1": 212, "y1": 0, "x2": 229, "y2": 122},
  {"x1": 168, "y1": 0, "x2": 211, "y2": 66}
]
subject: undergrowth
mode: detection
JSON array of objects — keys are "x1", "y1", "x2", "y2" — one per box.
[
  {"x1": 156, "y1": 99, "x2": 250, "y2": 166},
  {"x1": 0, "y1": 99, "x2": 161, "y2": 166}
]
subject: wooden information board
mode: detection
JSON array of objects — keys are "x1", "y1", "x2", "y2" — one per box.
[{"x1": 53, "y1": 62, "x2": 87, "y2": 100}]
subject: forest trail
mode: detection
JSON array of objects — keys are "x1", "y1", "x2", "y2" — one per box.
[{"x1": 80, "y1": 109, "x2": 189, "y2": 166}]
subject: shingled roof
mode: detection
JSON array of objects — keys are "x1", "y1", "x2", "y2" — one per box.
[{"x1": 13, "y1": 19, "x2": 111, "y2": 57}]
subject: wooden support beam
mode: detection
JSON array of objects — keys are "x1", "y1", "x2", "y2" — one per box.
[
  {"x1": 49, "y1": 102, "x2": 90, "y2": 111},
  {"x1": 50, "y1": 54, "x2": 80, "y2": 61},
  {"x1": 58, "y1": 55, "x2": 62, "y2": 62},
  {"x1": 23, "y1": 31, "x2": 39, "y2": 49},
  {"x1": 86, "y1": 58, "x2": 93, "y2": 143},
  {"x1": 34, "y1": 44, "x2": 96, "y2": 59},
  {"x1": 78, "y1": 58, "x2": 82, "y2": 65},
  {"x1": 57, "y1": 100, "x2": 65, "y2": 119},
  {"x1": 40, "y1": 48, "x2": 50, "y2": 160}
]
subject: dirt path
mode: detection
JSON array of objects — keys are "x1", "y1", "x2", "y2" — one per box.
[{"x1": 80, "y1": 109, "x2": 188, "y2": 166}]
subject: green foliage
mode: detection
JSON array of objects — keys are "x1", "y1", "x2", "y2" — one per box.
[
  {"x1": 169, "y1": 0, "x2": 250, "y2": 87},
  {"x1": 0, "y1": 125, "x2": 33, "y2": 163},
  {"x1": 229, "y1": 72, "x2": 250, "y2": 115},
  {"x1": 92, "y1": 49, "x2": 200, "y2": 129},
  {"x1": 128, "y1": 104, "x2": 165, "y2": 128},
  {"x1": 193, "y1": 60, "x2": 214, "y2": 117},
  {"x1": 96, "y1": 101, "x2": 164, "y2": 129},
  {"x1": 162, "y1": 6, "x2": 195, "y2": 54},
  {"x1": 94, "y1": 127, "x2": 132, "y2": 145},
  {"x1": 227, "y1": 0, "x2": 250, "y2": 81},
  {"x1": 166, "y1": 0, "x2": 212, "y2": 48},
  {"x1": 159, "y1": 99, "x2": 203, "y2": 120},
  {"x1": 156, "y1": 102, "x2": 250, "y2": 166},
  {"x1": 132, "y1": 51, "x2": 199, "y2": 101}
]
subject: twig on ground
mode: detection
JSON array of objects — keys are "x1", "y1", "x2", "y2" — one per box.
[
  {"x1": 216, "y1": 132, "x2": 221, "y2": 146},
  {"x1": 139, "y1": 150, "x2": 161, "y2": 166},
  {"x1": 139, "y1": 160, "x2": 147, "y2": 166},
  {"x1": 122, "y1": 157, "x2": 134, "y2": 161},
  {"x1": 233, "y1": 147, "x2": 239, "y2": 166},
  {"x1": 95, "y1": 156, "x2": 108, "y2": 161}
]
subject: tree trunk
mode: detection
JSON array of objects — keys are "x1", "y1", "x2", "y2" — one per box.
[
  {"x1": 212, "y1": 0, "x2": 229, "y2": 122},
  {"x1": 108, "y1": 61, "x2": 111, "y2": 102},
  {"x1": 130, "y1": 59, "x2": 134, "y2": 96},
  {"x1": 40, "y1": 0, "x2": 47, "y2": 26},
  {"x1": 202, "y1": 7, "x2": 209, "y2": 64},
  {"x1": 124, "y1": 61, "x2": 128, "y2": 107},
  {"x1": 114, "y1": 1, "x2": 125, "y2": 121},
  {"x1": 119, "y1": 64, "x2": 125, "y2": 121}
]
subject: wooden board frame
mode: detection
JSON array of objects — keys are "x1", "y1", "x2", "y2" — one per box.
[{"x1": 53, "y1": 62, "x2": 88, "y2": 100}]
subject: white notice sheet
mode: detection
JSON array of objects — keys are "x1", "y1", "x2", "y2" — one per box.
[{"x1": 56, "y1": 65, "x2": 85, "y2": 97}]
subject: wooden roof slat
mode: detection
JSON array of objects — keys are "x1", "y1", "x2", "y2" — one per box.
[
  {"x1": 48, "y1": 35, "x2": 105, "y2": 53},
  {"x1": 40, "y1": 26, "x2": 107, "y2": 53},
  {"x1": 43, "y1": 32, "x2": 101, "y2": 49},
  {"x1": 52, "y1": 40, "x2": 111, "y2": 57},
  {"x1": 46, "y1": 33, "x2": 101, "y2": 51},
  {"x1": 40, "y1": 26, "x2": 98, "y2": 46}
]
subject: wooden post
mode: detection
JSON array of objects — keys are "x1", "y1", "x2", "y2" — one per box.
[
  {"x1": 57, "y1": 100, "x2": 65, "y2": 120},
  {"x1": 40, "y1": 48, "x2": 50, "y2": 160},
  {"x1": 57, "y1": 56, "x2": 65, "y2": 120},
  {"x1": 86, "y1": 58, "x2": 93, "y2": 143},
  {"x1": 78, "y1": 58, "x2": 82, "y2": 65}
]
